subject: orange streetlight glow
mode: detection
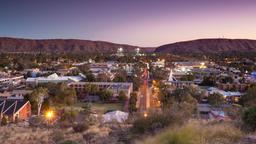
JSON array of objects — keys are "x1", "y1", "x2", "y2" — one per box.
[
  {"x1": 144, "y1": 112, "x2": 148, "y2": 118},
  {"x1": 45, "y1": 110, "x2": 54, "y2": 120}
]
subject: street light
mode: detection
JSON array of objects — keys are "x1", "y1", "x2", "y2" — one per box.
[
  {"x1": 143, "y1": 112, "x2": 148, "y2": 118},
  {"x1": 45, "y1": 110, "x2": 54, "y2": 126},
  {"x1": 45, "y1": 110, "x2": 54, "y2": 119}
]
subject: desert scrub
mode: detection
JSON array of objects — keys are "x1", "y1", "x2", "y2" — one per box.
[{"x1": 137, "y1": 121, "x2": 244, "y2": 144}]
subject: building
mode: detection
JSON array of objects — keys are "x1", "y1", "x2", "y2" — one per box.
[
  {"x1": 151, "y1": 59, "x2": 165, "y2": 68},
  {"x1": 0, "y1": 90, "x2": 32, "y2": 100},
  {"x1": 217, "y1": 83, "x2": 249, "y2": 92},
  {"x1": 0, "y1": 100, "x2": 31, "y2": 122},
  {"x1": 68, "y1": 82, "x2": 133, "y2": 98},
  {"x1": 0, "y1": 76, "x2": 24, "y2": 86},
  {"x1": 26, "y1": 73, "x2": 85, "y2": 87},
  {"x1": 116, "y1": 47, "x2": 124, "y2": 57},
  {"x1": 90, "y1": 62, "x2": 114, "y2": 72},
  {"x1": 165, "y1": 69, "x2": 195, "y2": 89},
  {"x1": 168, "y1": 81, "x2": 195, "y2": 89},
  {"x1": 135, "y1": 48, "x2": 141, "y2": 56},
  {"x1": 174, "y1": 61, "x2": 207, "y2": 69},
  {"x1": 207, "y1": 87, "x2": 244, "y2": 103}
]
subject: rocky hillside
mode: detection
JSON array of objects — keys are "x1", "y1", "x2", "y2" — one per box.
[
  {"x1": 0, "y1": 37, "x2": 155, "y2": 53},
  {"x1": 155, "y1": 39, "x2": 256, "y2": 54}
]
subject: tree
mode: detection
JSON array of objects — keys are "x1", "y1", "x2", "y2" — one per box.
[
  {"x1": 82, "y1": 102, "x2": 92, "y2": 115},
  {"x1": 180, "y1": 74, "x2": 195, "y2": 81},
  {"x1": 85, "y1": 71, "x2": 96, "y2": 82},
  {"x1": 129, "y1": 92, "x2": 138, "y2": 112},
  {"x1": 208, "y1": 93, "x2": 225, "y2": 107},
  {"x1": 52, "y1": 83, "x2": 77, "y2": 106},
  {"x1": 183, "y1": 86, "x2": 205, "y2": 102},
  {"x1": 240, "y1": 86, "x2": 256, "y2": 107},
  {"x1": 242, "y1": 107, "x2": 256, "y2": 131},
  {"x1": 158, "y1": 84, "x2": 198, "y2": 120},
  {"x1": 98, "y1": 89, "x2": 113, "y2": 102},
  {"x1": 220, "y1": 76, "x2": 234, "y2": 84},
  {"x1": 30, "y1": 87, "x2": 48, "y2": 116},
  {"x1": 84, "y1": 84, "x2": 99, "y2": 95},
  {"x1": 113, "y1": 69, "x2": 127, "y2": 82},
  {"x1": 131, "y1": 75, "x2": 142, "y2": 91},
  {"x1": 151, "y1": 67, "x2": 169, "y2": 81},
  {"x1": 200, "y1": 75, "x2": 216, "y2": 86},
  {"x1": 118, "y1": 91, "x2": 127, "y2": 102},
  {"x1": 1, "y1": 116, "x2": 8, "y2": 125},
  {"x1": 159, "y1": 83, "x2": 174, "y2": 108},
  {"x1": 97, "y1": 73, "x2": 111, "y2": 82}
]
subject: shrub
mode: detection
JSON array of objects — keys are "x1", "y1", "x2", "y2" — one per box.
[
  {"x1": 60, "y1": 109, "x2": 78, "y2": 122},
  {"x1": 61, "y1": 140, "x2": 78, "y2": 144},
  {"x1": 129, "y1": 92, "x2": 138, "y2": 113},
  {"x1": 137, "y1": 121, "x2": 244, "y2": 144},
  {"x1": 83, "y1": 132, "x2": 97, "y2": 142},
  {"x1": 72, "y1": 123, "x2": 89, "y2": 133},
  {"x1": 240, "y1": 86, "x2": 256, "y2": 107},
  {"x1": 52, "y1": 130, "x2": 65, "y2": 143},
  {"x1": 118, "y1": 90, "x2": 127, "y2": 102},
  {"x1": 1, "y1": 116, "x2": 8, "y2": 126},
  {"x1": 242, "y1": 107, "x2": 256, "y2": 131},
  {"x1": 208, "y1": 93, "x2": 225, "y2": 107},
  {"x1": 132, "y1": 111, "x2": 179, "y2": 134},
  {"x1": 29, "y1": 116, "x2": 44, "y2": 127}
]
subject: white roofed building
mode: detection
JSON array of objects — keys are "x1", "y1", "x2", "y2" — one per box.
[{"x1": 26, "y1": 73, "x2": 85, "y2": 87}]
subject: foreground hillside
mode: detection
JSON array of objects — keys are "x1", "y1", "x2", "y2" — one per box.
[
  {"x1": 155, "y1": 39, "x2": 256, "y2": 54},
  {"x1": 0, "y1": 37, "x2": 154, "y2": 53}
]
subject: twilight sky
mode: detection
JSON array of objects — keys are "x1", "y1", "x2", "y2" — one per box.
[{"x1": 1, "y1": 0, "x2": 256, "y2": 47}]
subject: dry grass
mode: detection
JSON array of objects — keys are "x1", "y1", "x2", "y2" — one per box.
[
  {"x1": 0, "y1": 123, "x2": 116, "y2": 144},
  {"x1": 137, "y1": 120, "x2": 244, "y2": 144},
  {"x1": 0, "y1": 126, "x2": 83, "y2": 144}
]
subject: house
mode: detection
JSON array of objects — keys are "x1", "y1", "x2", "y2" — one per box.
[{"x1": 0, "y1": 100, "x2": 31, "y2": 122}]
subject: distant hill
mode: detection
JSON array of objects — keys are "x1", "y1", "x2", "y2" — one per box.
[
  {"x1": 155, "y1": 39, "x2": 256, "y2": 54},
  {"x1": 0, "y1": 37, "x2": 155, "y2": 53}
]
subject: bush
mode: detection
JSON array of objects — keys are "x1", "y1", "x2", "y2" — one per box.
[
  {"x1": 61, "y1": 140, "x2": 78, "y2": 144},
  {"x1": 72, "y1": 123, "x2": 89, "y2": 133},
  {"x1": 98, "y1": 89, "x2": 113, "y2": 102},
  {"x1": 137, "y1": 121, "x2": 243, "y2": 144},
  {"x1": 1, "y1": 116, "x2": 8, "y2": 126},
  {"x1": 208, "y1": 93, "x2": 225, "y2": 107},
  {"x1": 132, "y1": 111, "x2": 180, "y2": 134},
  {"x1": 118, "y1": 91, "x2": 127, "y2": 102},
  {"x1": 242, "y1": 107, "x2": 256, "y2": 131},
  {"x1": 29, "y1": 116, "x2": 44, "y2": 127},
  {"x1": 52, "y1": 130, "x2": 65, "y2": 143},
  {"x1": 129, "y1": 92, "x2": 138, "y2": 113},
  {"x1": 60, "y1": 109, "x2": 78, "y2": 122},
  {"x1": 240, "y1": 86, "x2": 256, "y2": 107}
]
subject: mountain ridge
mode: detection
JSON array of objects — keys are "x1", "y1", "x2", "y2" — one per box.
[
  {"x1": 0, "y1": 37, "x2": 155, "y2": 53},
  {"x1": 155, "y1": 38, "x2": 256, "y2": 54},
  {"x1": 2, "y1": 37, "x2": 256, "y2": 54}
]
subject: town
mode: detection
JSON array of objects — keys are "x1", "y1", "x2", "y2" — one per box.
[
  {"x1": 2, "y1": 0, "x2": 256, "y2": 143},
  {"x1": 1, "y1": 49, "x2": 256, "y2": 143}
]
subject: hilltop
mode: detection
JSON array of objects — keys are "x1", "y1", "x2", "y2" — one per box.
[
  {"x1": 155, "y1": 39, "x2": 256, "y2": 54},
  {"x1": 0, "y1": 37, "x2": 155, "y2": 53}
]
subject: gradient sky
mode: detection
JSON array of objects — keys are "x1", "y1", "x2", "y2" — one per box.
[{"x1": 1, "y1": 0, "x2": 256, "y2": 47}]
